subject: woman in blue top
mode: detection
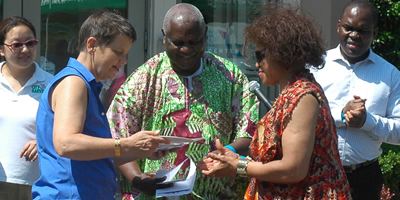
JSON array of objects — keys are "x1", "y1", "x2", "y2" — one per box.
[{"x1": 32, "y1": 10, "x2": 171, "y2": 200}]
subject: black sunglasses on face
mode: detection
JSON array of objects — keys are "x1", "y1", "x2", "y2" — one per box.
[
  {"x1": 3, "y1": 39, "x2": 38, "y2": 50},
  {"x1": 254, "y1": 49, "x2": 266, "y2": 63}
]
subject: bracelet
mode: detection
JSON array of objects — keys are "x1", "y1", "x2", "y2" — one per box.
[
  {"x1": 341, "y1": 112, "x2": 346, "y2": 124},
  {"x1": 224, "y1": 145, "x2": 237, "y2": 153},
  {"x1": 237, "y1": 158, "x2": 250, "y2": 177},
  {"x1": 225, "y1": 145, "x2": 246, "y2": 158},
  {"x1": 114, "y1": 137, "x2": 121, "y2": 157}
]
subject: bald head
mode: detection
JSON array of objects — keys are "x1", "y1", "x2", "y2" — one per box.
[
  {"x1": 162, "y1": 3, "x2": 206, "y2": 35},
  {"x1": 341, "y1": 0, "x2": 378, "y2": 27}
]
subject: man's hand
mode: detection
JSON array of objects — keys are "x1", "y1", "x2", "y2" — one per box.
[
  {"x1": 131, "y1": 173, "x2": 173, "y2": 196},
  {"x1": 20, "y1": 140, "x2": 38, "y2": 162},
  {"x1": 343, "y1": 95, "x2": 367, "y2": 128}
]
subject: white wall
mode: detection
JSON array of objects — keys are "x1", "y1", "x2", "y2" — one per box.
[
  {"x1": 301, "y1": 0, "x2": 348, "y2": 49},
  {"x1": 127, "y1": 0, "x2": 147, "y2": 75}
]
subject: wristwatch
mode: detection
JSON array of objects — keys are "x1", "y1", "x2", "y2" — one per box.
[{"x1": 236, "y1": 158, "x2": 250, "y2": 176}]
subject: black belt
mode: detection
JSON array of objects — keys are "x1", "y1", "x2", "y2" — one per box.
[{"x1": 343, "y1": 158, "x2": 378, "y2": 173}]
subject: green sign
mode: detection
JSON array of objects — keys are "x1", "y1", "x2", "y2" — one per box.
[{"x1": 41, "y1": 0, "x2": 126, "y2": 14}]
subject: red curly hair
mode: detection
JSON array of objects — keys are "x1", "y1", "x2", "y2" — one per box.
[{"x1": 244, "y1": 4, "x2": 326, "y2": 72}]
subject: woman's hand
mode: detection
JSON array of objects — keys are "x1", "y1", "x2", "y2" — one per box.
[
  {"x1": 124, "y1": 130, "x2": 170, "y2": 158},
  {"x1": 20, "y1": 140, "x2": 38, "y2": 162},
  {"x1": 198, "y1": 139, "x2": 239, "y2": 177}
]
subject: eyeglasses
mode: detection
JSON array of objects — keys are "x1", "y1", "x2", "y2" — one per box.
[
  {"x1": 3, "y1": 39, "x2": 38, "y2": 50},
  {"x1": 254, "y1": 49, "x2": 266, "y2": 63},
  {"x1": 163, "y1": 31, "x2": 203, "y2": 49}
]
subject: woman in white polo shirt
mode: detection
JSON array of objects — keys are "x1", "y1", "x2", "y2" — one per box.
[{"x1": 0, "y1": 16, "x2": 53, "y2": 200}]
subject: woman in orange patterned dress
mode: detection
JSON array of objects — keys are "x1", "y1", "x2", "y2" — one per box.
[{"x1": 198, "y1": 4, "x2": 352, "y2": 200}]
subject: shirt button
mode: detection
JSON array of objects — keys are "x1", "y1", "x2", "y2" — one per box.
[{"x1": 101, "y1": 112, "x2": 105, "y2": 116}]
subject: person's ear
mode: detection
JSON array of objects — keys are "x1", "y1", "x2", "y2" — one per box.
[
  {"x1": 0, "y1": 46, "x2": 4, "y2": 57},
  {"x1": 86, "y1": 37, "x2": 97, "y2": 54},
  {"x1": 337, "y1": 20, "x2": 341, "y2": 33},
  {"x1": 373, "y1": 27, "x2": 379, "y2": 39},
  {"x1": 161, "y1": 29, "x2": 167, "y2": 45}
]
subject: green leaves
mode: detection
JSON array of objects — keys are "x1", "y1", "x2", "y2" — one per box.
[
  {"x1": 369, "y1": 0, "x2": 400, "y2": 69},
  {"x1": 379, "y1": 144, "x2": 400, "y2": 198}
]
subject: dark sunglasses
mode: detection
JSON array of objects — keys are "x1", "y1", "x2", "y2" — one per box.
[
  {"x1": 3, "y1": 39, "x2": 38, "y2": 50},
  {"x1": 254, "y1": 49, "x2": 266, "y2": 63}
]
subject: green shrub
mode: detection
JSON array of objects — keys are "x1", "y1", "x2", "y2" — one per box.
[{"x1": 379, "y1": 143, "x2": 400, "y2": 199}]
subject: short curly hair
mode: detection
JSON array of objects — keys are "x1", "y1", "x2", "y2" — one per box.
[{"x1": 244, "y1": 4, "x2": 326, "y2": 71}]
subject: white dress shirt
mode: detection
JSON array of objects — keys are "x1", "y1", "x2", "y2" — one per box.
[{"x1": 313, "y1": 45, "x2": 400, "y2": 166}]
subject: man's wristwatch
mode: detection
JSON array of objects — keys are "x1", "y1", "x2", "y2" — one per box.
[{"x1": 236, "y1": 158, "x2": 250, "y2": 176}]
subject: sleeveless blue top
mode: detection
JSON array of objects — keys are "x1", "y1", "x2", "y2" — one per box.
[{"x1": 32, "y1": 58, "x2": 117, "y2": 200}]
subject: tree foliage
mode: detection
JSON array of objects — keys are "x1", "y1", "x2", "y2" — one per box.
[
  {"x1": 379, "y1": 144, "x2": 400, "y2": 199},
  {"x1": 368, "y1": 1, "x2": 400, "y2": 199},
  {"x1": 369, "y1": 0, "x2": 400, "y2": 68}
]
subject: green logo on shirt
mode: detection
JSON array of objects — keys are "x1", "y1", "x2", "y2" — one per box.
[{"x1": 32, "y1": 84, "x2": 46, "y2": 93}]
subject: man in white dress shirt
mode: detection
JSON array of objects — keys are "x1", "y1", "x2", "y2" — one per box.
[{"x1": 313, "y1": 0, "x2": 400, "y2": 199}]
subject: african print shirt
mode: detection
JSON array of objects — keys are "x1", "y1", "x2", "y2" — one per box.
[
  {"x1": 107, "y1": 51, "x2": 259, "y2": 200},
  {"x1": 244, "y1": 72, "x2": 351, "y2": 200}
]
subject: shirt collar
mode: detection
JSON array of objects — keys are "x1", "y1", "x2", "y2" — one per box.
[
  {"x1": 332, "y1": 44, "x2": 375, "y2": 66},
  {"x1": 66, "y1": 58, "x2": 96, "y2": 83},
  {"x1": 0, "y1": 61, "x2": 46, "y2": 85},
  {"x1": 31, "y1": 62, "x2": 48, "y2": 82},
  {"x1": 181, "y1": 58, "x2": 203, "y2": 79},
  {"x1": 66, "y1": 58, "x2": 103, "y2": 93}
]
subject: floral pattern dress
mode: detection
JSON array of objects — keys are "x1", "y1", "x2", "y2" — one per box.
[{"x1": 244, "y1": 71, "x2": 351, "y2": 200}]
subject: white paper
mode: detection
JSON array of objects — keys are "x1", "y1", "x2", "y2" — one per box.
[
  {"x1": 156, "y1": 136, "x2": 204, "y2": 151},
  {"x1": 155, "y1": 158, "x2": 196, "y2": 197}
]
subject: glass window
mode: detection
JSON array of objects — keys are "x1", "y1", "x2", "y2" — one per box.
[
  {"x1": 40, "y1": 0, "x2": 127, "y2": 75},
  {"x1": 183, "y1": 0, "x2": 275, "y2": 80},
  {"x1": 183, "y1": 0, "x2": 280, "y2": 117}
]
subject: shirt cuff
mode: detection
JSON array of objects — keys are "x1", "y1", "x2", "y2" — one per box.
[
  {"x1": 335, "y1": 109, "x2": 346, "y2": 127},
  {"x1": 360, "y1": 111, "x2": 376, "y2": 132}
]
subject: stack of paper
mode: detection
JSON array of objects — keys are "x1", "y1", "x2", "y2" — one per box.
[{"x1": 155, "y1": 158, "x2": 196, "y2": 197}]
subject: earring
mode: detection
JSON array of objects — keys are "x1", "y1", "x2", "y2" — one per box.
[{"x1": 89, "y1": 47, "x2": 96, "y2": 55}]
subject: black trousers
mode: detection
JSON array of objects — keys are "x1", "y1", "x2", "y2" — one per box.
[{"x1": 345, "y1": 160, "x2": 383, "y2": 200}]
